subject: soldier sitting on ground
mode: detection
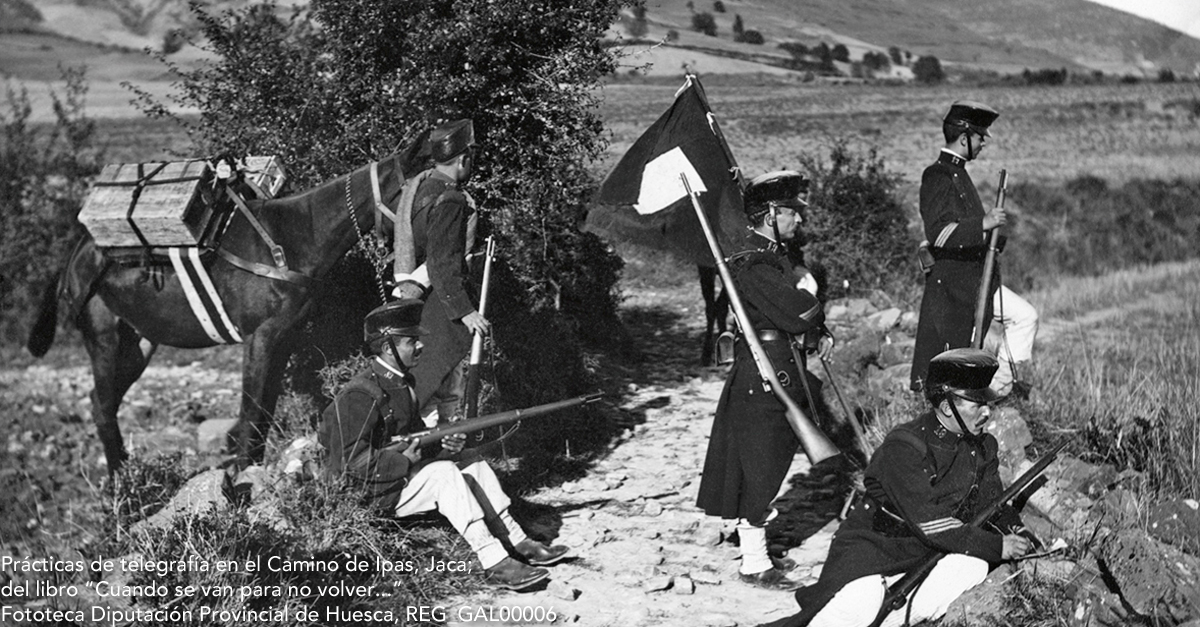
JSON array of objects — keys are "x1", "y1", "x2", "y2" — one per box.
[
  {"x1": 784, "y1": 348, "x2": 1033, "y2": 627},
  {"x1": 318, "y1": 299, "x2": 569, "y2": 591}
]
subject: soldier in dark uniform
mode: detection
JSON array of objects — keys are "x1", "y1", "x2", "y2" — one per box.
[
  {"x1": 782, "y1": 348, "x2": 1033, "y2": 627},
  {"x1": 696, "y1": 171, "x2": 828, "y2": 590},
  {"x1": 391, "y1": 119, "x2": 489, "y2": 422},
  {"x1": 910, "y1": 101, "x2": 1006, "y2": 392},
  {"x1": 319, "y1": 299, "x2": 568, "y2": 591}
]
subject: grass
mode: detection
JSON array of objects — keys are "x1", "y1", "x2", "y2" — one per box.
[{"x1": 1029, "y1": 263, "x2": 1200, "y2": 502}]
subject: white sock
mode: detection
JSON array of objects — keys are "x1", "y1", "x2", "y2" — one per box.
[
  {"x1": 498, "y1": 508, "x2": 529, "y2": 546},
  {"x1": 464, "y1": 519, "x2": 507, "y2": 570},
  {"x1": 737, "y1": 521, "x2": 772, "y2": 575}
]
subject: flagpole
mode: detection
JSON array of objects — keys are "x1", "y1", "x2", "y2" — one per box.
[{"x1": 682, "y1": 174, "x2": 841, "y2": 465}]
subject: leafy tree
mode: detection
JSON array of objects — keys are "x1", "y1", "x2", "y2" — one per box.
[
  {"x1": 1158, "y1": 68, "x2": 1176, "y2": 83},
  {"x1": 0, "y1": 68, "x2": 100, "y2": 342},
  {"x1": 862, "y1": 51, "x2": 890, "y2": 72},
  {"x1": 732, "y1": 13, "x2": 743, "y2": 37},
  {"x1": 713, "y1": 0, "x2": 725, "y2": 12},
  {"x1": 131, "y1": 0, "x2": 630, "y2": 413},
  {"x1": 888, "y1": 46, "x2": 903, "y2": 66},
  {"x1": 913, "y1": 55, "x2": 945, "y2": 84},
  {"x1": 692, "y1": 11, "x2": 717, "y2": 36},
  {"x1": 740, "y1": 29, "x2": 763, "y2": 45},
  {"x1": 831, "y1": 43, "x2": 850, "y2": 63}
]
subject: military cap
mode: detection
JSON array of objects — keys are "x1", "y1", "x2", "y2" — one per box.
[
  {"x1": 944, "y1": 100, "x2": 999, "y2": 137},
  {"x1": 925, "y1": 348, "x2": 1003, "y2": 404},
  {"x1": 743, "y1": 170, "x2": 809, "y2": 219},
  {"x1": 429, "y1": 119, "x2": 475, "y2": 163},
  {"x1": 364, "y1": 298, "x2": 427, "y2": 344}
]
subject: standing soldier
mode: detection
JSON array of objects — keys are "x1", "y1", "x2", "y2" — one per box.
[
  {"x1": 696, "y1": 171, "x2": 827, "y2": 590},
  {"x1": 910, "y1": 101, "x2": 1005, "y2": 392},
  {"x1": 391, "y1": 119, "x2": 490, "y2": 422}
]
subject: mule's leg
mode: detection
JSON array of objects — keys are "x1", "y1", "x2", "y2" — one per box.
[
  {"x1": 233, "y1": 317, "x2": 299, "y2": 464},
  {"x1": 79, "y1": 298, "x2": 156, "y2": 472}
]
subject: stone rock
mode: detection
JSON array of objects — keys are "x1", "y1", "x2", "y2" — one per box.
[
  {"x1": 866, "y1": 363, "x2": 911, "y2": 396},
  {"x1": 197, "y1": 418, "x2": 238, "y2": 453},
  {"x1": 234, "y1": 464, "x2": 271, "y2": 503},
  {"x1": 826, "y1": 303, "x2": 850, "y2": 321},
  {"x1": 947, "y1": 563, "x2": 1013, "y2": 622},
  {"x1": 898, "y1": 311, "x2": 919, "y2": 335},
  {"x1": 1147, "y1": 499, "x2": 1200, "y2": 549},
  {"x1": 132, "y1": 468, "x2": 230, "y2": 534},
  {"x1": 843, "y1": 298, "x2": 877, "y2": 318},
  {"x1": 876, "y1": 334, "x2": 913, "y2": 368},
  {"x1": 642, "y1": 574, "x2": 673, "y2": 593},
  {"x1": 1099, "y1": 529, "x2": 1200, "y2": 621},
  {"x1": 672, "y1": 575, "x2": 696, "y2": 595},
  {"x1": 985, "y1": 406, "x2": 1032, "y2": 470},
  {"x1": 547, "y1": 579, "x2": 580, "y2": 601},
  {"x1": 864, "y1": 308, "x2": 902, "y2": 332},
  {"x1": 642, "y1": 501, "x2": 664, "y2": 517},
  {"x1": 832, "y1": 333, "x2": 884, "y2": 377}
]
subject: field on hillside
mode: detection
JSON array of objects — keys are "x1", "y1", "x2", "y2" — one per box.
[{"x1": 598, "y1": 78, "x2": 1200, "y2": 193}]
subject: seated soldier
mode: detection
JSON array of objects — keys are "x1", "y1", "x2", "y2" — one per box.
[
  {"x1": 319, "y1": 299, "x2": 569, "y2": 591},
  {"x1": 784, "y1": 348, "x2": 1033, "y2": 627}
]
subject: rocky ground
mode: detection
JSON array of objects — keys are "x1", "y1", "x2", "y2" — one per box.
[{"x1": 4, "y1": 280, "x2": 1200, "y2": 626}]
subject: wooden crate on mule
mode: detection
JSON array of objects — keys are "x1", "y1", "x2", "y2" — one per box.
[
  {"x1": 78, "y1": 156, "x2": 287, "y2": 249},
  {"x1": 79, "y1": 160, "x2": 215, "y2": 249}
]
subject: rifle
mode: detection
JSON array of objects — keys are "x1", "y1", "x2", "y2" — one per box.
[
  {"x1": 682, "y1": 174, "x2": 841, "y2": 465},
  {"x1": 396, "y1": 392, "x2": 602, "y2": 448},
  {"x1": 463, "y1": 236, "x2": 496, "y2": 421},
  {"x1": 866, "y1": 439, "x2": 1069, "y2": 627},
  {"x1": 971, "y1": 170, "x2": 1008, "y2": 349}
]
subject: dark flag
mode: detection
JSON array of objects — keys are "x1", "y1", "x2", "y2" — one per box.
[{"x1": 586, "y1": 75, "x2": 747, "y2": 265}]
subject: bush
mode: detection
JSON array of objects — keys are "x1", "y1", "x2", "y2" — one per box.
[
  {"x1": 0, "y1": 68, "x2": 100, "y2": 344},
  {"x1": 862, "y1": 51, "x2": 890, "y2": 71},
  {"x1": 161, "y1": 28, "x2": 187, "y2": 54},
  {"x1": 888, "y1": 46, "x2": 903, "y2": 66},
  {"x1": 712, "y1": 0, "x2": 725, "y2": 12},
  {"x1": 831, "y1": 43, "x2": 850, "y2": 63},
  {"x1": 1158, "y1": 68, "x2": 1176, "y2": 83},
  {"x1": 129, "y1": 0, "x2": 628, "y2": 416},
  {"x1": 800, "y1": 140, "x2": 915, "y2": 301},
  {"x1": 666, "y1": 28, "x2": 679, "y2": 42},
  {"x1": 691, "y1": 11, "x2": 717, "y2": 36},
  {"x1": 912, "y1": 55, "x2": 945, "y2": 84},
  {"x1": 740, "y1": 29, "x2": 763, "y2": 45},
  {"x1": 732, "y1": 13, "x2": 743, "y2": 37},
  {"x1": 1022, "y1": 67, "x2": 1068, "y2": 86}
]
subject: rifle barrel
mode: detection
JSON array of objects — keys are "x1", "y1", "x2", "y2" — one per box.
[{"x1": 413, "y1": 392, "x2": 602, "y2": 447}]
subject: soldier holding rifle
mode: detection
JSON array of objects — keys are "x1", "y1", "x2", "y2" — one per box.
[
  {"x1": 910, "y1": 101, "x2": 1007, "y2": 393},
  {"x1": 787, "y1": 349, "x2": 1033, "y2": 627},
  {"x1": 391, "y1": 119, "x2": 490, "y2": 422},
  {"x1": 319, "y1": 299, "x2": 569, "y2": 591},
  {"x1": 696, "y1": 171, "x2": 829, "y2": 590}
]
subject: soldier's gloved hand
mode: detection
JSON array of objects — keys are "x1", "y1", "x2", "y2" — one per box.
[
  {"x1": 440, "y1": 432, "x2": 467, "y2": 454},
  {"x1": 1001, "y1": 533, "x2": 1032, "y2": 560},
  {"x1": 983, "y1": 204, "x2": 1007, "y2": 231},
  {"x1": 461, "y1": 310, "x2": 491, "y2": 337},
  {"x1": 796, "y1": 271, "x2": 818, "y2": 297},
  {"x1": 816, "y1": 328, "x2": 835, "y2": 360}
]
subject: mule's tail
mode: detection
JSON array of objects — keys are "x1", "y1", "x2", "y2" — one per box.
[{"x1": 27, "y1": 271, "x2": 61, "y2": 357}]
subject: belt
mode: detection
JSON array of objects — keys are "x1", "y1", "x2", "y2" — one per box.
[{"x1": 930, "y1": 247, "x2": 987, "y2": 262}]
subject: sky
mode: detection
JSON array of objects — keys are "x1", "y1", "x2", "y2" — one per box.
[{"x1": 1085, "y1": 0, "x2": 1200, "y2": 39}]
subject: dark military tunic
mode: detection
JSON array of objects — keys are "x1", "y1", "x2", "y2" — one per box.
[
  {"x1": 319, "y1": 359, "x2": 423, "y2": 511},
  {"x1": 789, "y1": 411, "x2": 1021, "y2": 624},
  {"x1": 910, "y1": 151, "x2": 1001, "y2": 391},
  {"x1": 407, "y1": 170, "x2": 477, "y2": 409},
  {"x1": 696, "y1": 232, "x2": 825, "y2": 525}
]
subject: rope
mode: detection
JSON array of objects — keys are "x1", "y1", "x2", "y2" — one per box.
[{"x1": 344, "y1": 170, "x2": 388, "y2": 305}]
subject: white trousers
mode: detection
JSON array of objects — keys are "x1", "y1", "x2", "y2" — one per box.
[
  {"x1": 394, "y1": 460, "x2": 526, "y2": 569},
  {"x1": 808, "y1": 554, "x2": 988, "y2": 627},
  {"x1": 988, "y1": 285, "x2": 1038, "y2": 393}
]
